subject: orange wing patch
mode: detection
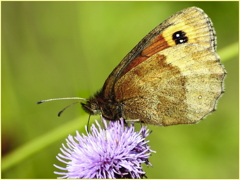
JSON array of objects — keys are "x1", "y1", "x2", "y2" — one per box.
[{"x1": 122, "y1": 34, "x2": 170, "y2": 76}]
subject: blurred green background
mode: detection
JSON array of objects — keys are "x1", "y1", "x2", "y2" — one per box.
[{"x1": 2, "y1": 1, "x2": 238, "y2": 179}]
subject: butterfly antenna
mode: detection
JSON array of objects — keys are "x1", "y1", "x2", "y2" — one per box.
[
  {"x1": 57, "y1": 100, "x2": 84, "y2": 117},
  {"x1": 37, "y1": 97, "x2": 88, "y2": 116},
  {"x1": 37, "y1": 97, "x2": 87, "y2": 104}
]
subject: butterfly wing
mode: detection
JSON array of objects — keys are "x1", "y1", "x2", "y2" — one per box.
[
  {"x1": 101, "y1": 7, "x2": 217, "y2": 100},
  {"x1": 94, "y1": 7, "x2": 226, "y2": 125}
]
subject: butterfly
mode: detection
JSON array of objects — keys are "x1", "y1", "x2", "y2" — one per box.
[{"x1": 38, "y1": 7, "x2": 226, "y2": 126}]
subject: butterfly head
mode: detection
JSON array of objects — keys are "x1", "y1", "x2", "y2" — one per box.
[{"x1": 81, "y1": 99, "x2": 100, "y2": 115}]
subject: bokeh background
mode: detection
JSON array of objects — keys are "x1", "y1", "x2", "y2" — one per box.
[{"x1": 2, "y1": 1, "x2": 238, "y2": 179}]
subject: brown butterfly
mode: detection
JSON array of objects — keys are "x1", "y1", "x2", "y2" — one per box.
[{"x1": 38, "y1": 7, "x2": 226, "y2": 126}]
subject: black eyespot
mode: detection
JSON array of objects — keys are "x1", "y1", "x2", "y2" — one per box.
[{"x1": 172, "y1": 31, "x2": 188, "y2": 44}]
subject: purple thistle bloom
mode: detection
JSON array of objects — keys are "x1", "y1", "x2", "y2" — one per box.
[{"x1": 54, "y1": 118, "x2": 155, "y2": 179}]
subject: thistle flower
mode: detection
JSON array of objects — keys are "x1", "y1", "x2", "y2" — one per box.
[{"x1": 54, "y1": 118, "x2": 155, "y2": 179}]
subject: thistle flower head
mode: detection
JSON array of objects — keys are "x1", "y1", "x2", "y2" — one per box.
[{"x1": 54, "y1": 118, "x2": 155, "y2": 179}]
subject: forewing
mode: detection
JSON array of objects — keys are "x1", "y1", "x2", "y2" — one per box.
[{"x1": 101, "y1": 7, "x2": 216, "y2": 100}]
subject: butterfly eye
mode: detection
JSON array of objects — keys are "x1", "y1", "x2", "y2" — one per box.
[{"x1": 172, "y1": 31, "x2": 188, "y2": 44}]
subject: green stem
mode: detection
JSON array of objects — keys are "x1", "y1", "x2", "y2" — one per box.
[{"x1": 2, "y1": 116, "x2": 87, "y2": 172}]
